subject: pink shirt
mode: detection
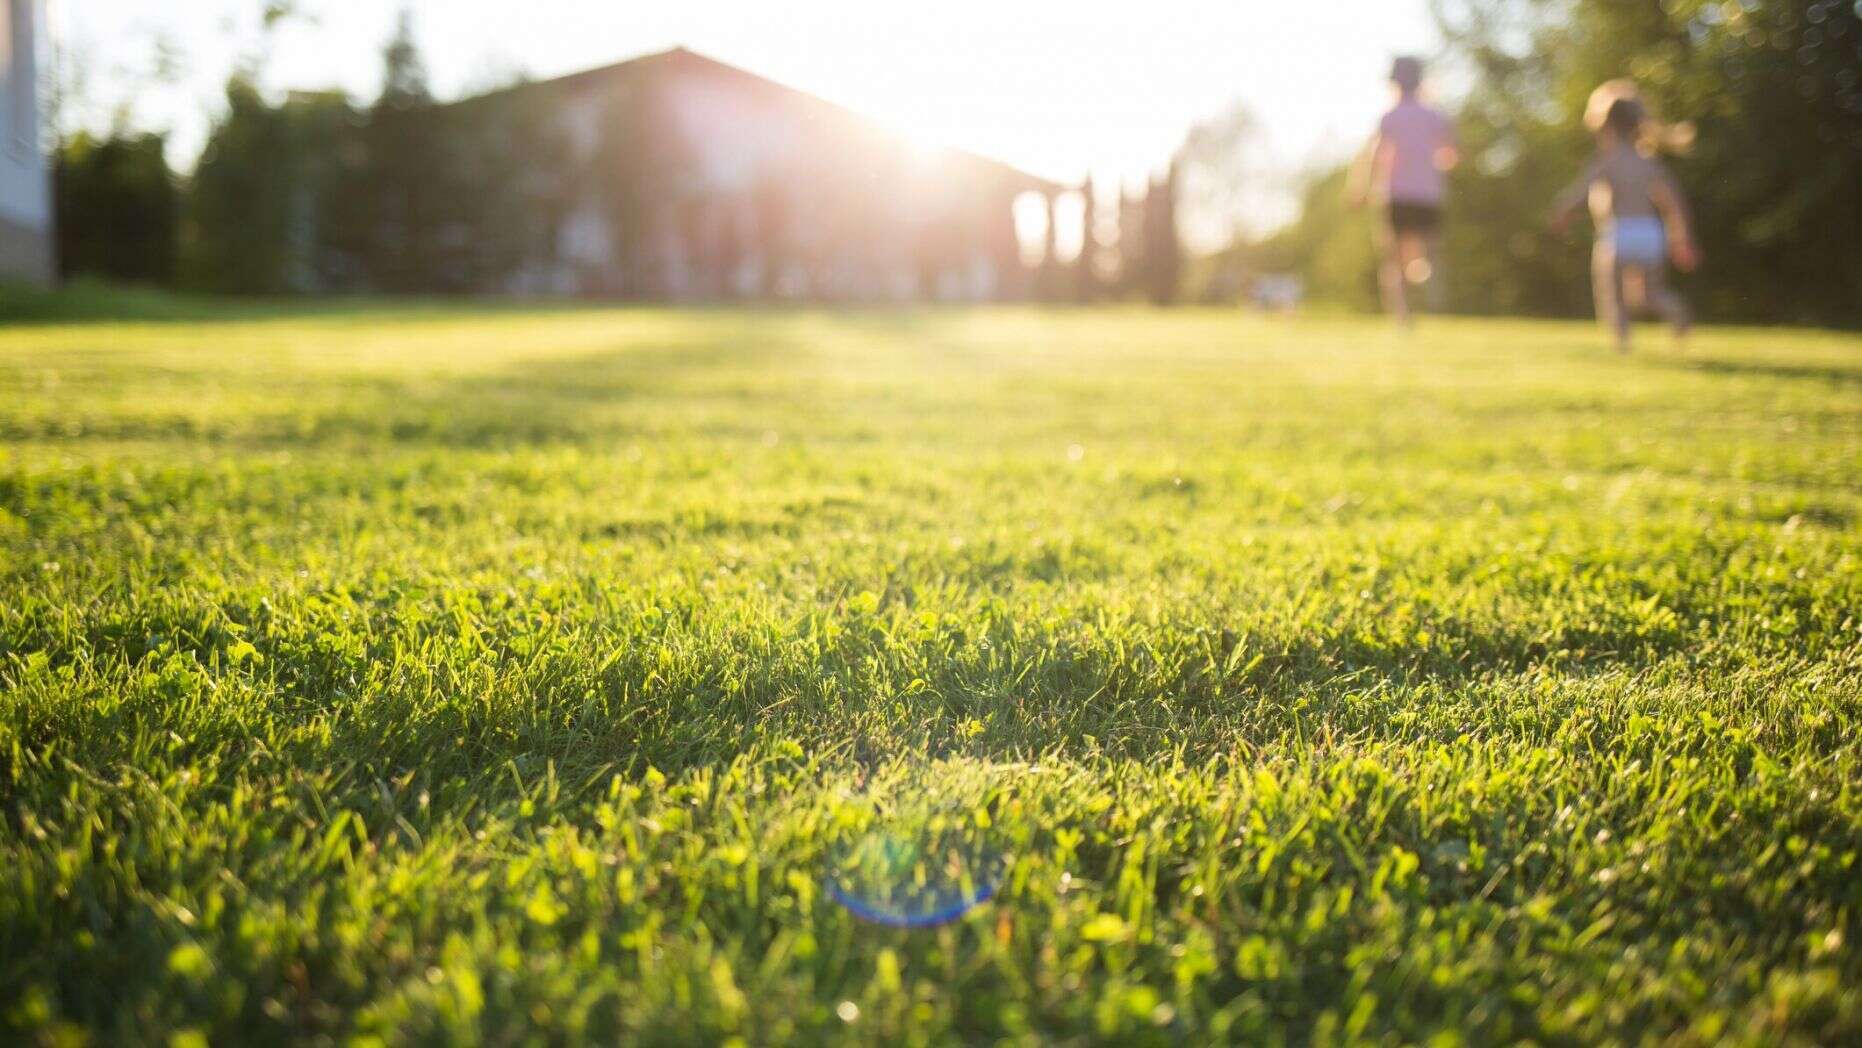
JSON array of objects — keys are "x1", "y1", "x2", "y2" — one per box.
[{"x1": 1377, "y1": 99, "x2": 1455, "y2": 206}]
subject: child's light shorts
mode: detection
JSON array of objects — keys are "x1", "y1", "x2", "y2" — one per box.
[{"x1": 1610, "y1": 217, "x2": 1667, "y2": 266}]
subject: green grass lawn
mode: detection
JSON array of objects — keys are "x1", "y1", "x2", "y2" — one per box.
[{"x1": 2, "y1": 302, "x2": 1859, "y2": 1044}]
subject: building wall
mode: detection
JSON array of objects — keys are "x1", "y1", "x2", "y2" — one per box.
[
  {"x1": 0, "y1": 0, "x2": 52, "y2": 285},
  {"x1": 509, "y1": 57, "x2": 1035, "y2": 302}
]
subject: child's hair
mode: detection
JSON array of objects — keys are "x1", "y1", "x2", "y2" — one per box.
[
  {"x1": 1584, "y1": 79, "x2": 1695, "y2": 155},
  {"x1": 1390, "y1": 56, "x2": 1423, "y2": 93},
  {"x1": 1603, "y1": 97, "x2": 1644, "y2": 138}
]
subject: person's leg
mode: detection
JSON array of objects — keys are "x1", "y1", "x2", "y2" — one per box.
[
  {"x1": 1398, "y1": 232, "x2": 1432, "y2": 284},
  {"x1": 1377, "y1": 219, "x2": 1410, "y2": 325},
  {"x1": 1621, "y1": 266, "x2": 1648, "y2": 315},
  {"x1": 1644, "y1": 264, "x2": 1692, "y2": 342},
  {"x1": 1419, "y1": 226, "x2": 1446, "y2": 312},
  {"x1": 1592, "y1": 240, "x2": 1629, "y2": 351}
]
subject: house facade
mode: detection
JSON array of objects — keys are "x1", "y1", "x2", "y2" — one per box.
[
  {"x1": 0, "y1": 0, "x2": 51, "y2": 286},
  {"x1": 450, "y1": 48, "x2": 1060, "y2": 302}
]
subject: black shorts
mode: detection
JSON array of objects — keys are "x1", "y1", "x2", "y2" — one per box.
[{"x1": 1387, "y1": 202, "x2": 1443, "y2": 236}]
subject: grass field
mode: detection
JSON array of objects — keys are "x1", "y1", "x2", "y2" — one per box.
[{"x1": 2, "y1": 302, "x2": 1860, "y2": 1044}]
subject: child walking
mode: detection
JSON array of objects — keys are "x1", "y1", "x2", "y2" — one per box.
[
  {"x1": 1552, "y1": 81, "x2": 1700, "y2": 352},
  {"x1": 1348, "y1": 56, "x2": 1459, "y2": 326}
]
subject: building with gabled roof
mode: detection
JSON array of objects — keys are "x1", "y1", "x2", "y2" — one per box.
[{"x1": 439, "y1": 47, "x2": 1062, "y2": 301}]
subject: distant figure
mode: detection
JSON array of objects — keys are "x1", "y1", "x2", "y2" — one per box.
[
  {"x1": 1252, "y1": 273, "x2": 1305, "y2": 314},
  {"x1": 1552, "y1": 81, "x2": 1700, "y2": 353},
  {"x1": 1348, "y1": 56, "x2": 1459, "y2": 326}
]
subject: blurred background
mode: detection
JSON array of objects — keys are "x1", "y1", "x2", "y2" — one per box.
[{"x1": 5, "y1": 0, "x2": 1860, "y2": 325}]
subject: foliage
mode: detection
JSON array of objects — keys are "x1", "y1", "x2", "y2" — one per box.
[
  {"x1": 1269, "y1": 0, "x2": 1862, "y2": 325},
  {"x1": 1174, "y1": 102, "x2": 1266, "y2": 253},
  {"x1": 52, "y1": 132, "x2": 178, "y2": 286},
  {"x1": 1252, "y1": 169, "x2": 1383, "y2": 313},
  {"x1": 1141, "y1": 164, "x2": 1183, "y2": 305},
  {"x1": 182, "y1": 78, "x2": 362, "y2": 295},
  {"x1": 348, "y1": 12, "x2": 448, "y2": 294},
  {"x1": 1435, "y1": 0, "x2": 1862, "y2": 325},
  {"x1": 180, "y1": 16, "x2": 577, "y2": 298},
  {"x1": 2, "y1": 302, "x2": 1859, "y2": 1042}
]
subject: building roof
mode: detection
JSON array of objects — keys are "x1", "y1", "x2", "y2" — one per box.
[{"x1": 451, "y1": 46, "x2": 1063, "y2": 195}]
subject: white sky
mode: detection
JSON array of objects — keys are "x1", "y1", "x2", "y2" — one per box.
[{"x1": 55, "y1": 1, "x2": 1438, "y2": 227}]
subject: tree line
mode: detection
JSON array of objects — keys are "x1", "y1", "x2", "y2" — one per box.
[{"x1": 56, "y1": 15, "x2": 580, "y2": 297}]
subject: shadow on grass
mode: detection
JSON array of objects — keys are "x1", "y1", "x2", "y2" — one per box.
[
  {"x1": 0, "y1": 334, "x2": 798, "y2": 448},
  {"x1": 1662, "y1": 356, "x2": 1862, "y2": 389},
  {"x1": 285, "y1": 340, "x2": 764, "y2": 447},
  {"x1": 0, "y1": 280, "x2": 667, "y2": 327}
]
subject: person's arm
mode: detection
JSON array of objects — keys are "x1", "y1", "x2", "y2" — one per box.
[
  {"x1": 1651, "y1": 167, "x2": 1700, "y2": 271},
  {"x1": 1345, "y1": 131, "x2": 1383, "y2": 209},
  {"x1": 1549, "y1": 160, "x2": 1597, "y2": 234}
]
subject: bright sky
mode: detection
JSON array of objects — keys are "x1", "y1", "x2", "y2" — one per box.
[{"x1": 57, "y1": 1, "x2": 1438, "y2": 226}]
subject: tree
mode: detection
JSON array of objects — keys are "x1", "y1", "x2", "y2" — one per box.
[
  {"x1": 353, "y1": 9, "x2": 453, "y2": 292},
  {"x1": 183, "y1": 79, "x2": 359, "y2": 293},
  {"x1": 1252, "y1": 168, "x2": 1382, "y2": 312},
  {"x1": 376, "y1": 9, "x2": 432, "y2": 111},
  {"x1": 1174, "y1": 102, "x2": 1266, "y2": 254},
  {"x1": 179, "y1": 2, "x2": 368, "y2": 294},
  {"x1": 55, "y1": 133, "x2": 178, "y2": 284},
  {"x1": 182, "y1": 8, "x2": 582, "y2": 297},
  {"x1": 182, "y1": 77, "x2": 299, "y2": 293},
  {"x1": 1074, "y1": 176, "x2": 1101, "y2": 303},
  {"x1": 1142, "y1": 163, "x2": 1183, "y2": 305}
]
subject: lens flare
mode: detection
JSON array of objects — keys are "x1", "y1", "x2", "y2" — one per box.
[
  {"x1": 826, "y1": 833, "x2": 1002, "y2": 928},
  {"x1": 824, "y1": 784, "x2": 1008, "y2": 929}
]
